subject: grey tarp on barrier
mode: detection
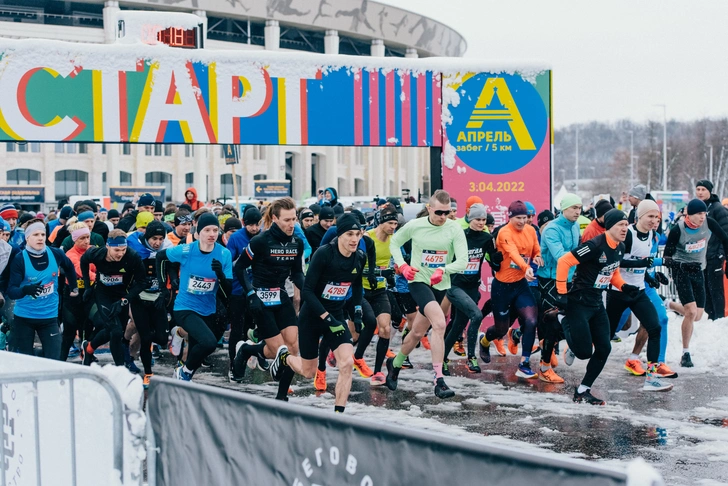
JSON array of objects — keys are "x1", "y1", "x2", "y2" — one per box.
[{"x1": 147, "y1": 377, "x2": 640, "y2": 486}]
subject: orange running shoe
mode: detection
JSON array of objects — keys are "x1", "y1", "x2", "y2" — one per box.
[
  {"x1": 493, "y1": 339, "x2": 507, "y2": 357},
  {"x1": 507, "y1": 329, "x2": 519, "y2": 355},
  {"x1": 655, "y1": 362, "x2": 678, "y2": 378},
  {"x1": 314, "y1": 369, "x2": 327, "y2": 391},
  {"x1": 550, "y1": 351, "x2": 559, "y2": 368},
  {"x1": 625, "y1": 359, "x2": 646, "y2": 376},
  {"x1": 143, "y1": 374, "x2": 153, "y2": 389},
  {"x1": 420, "y1": 335, "x2": 431, "y2": 350},
  {"x1": 398, "y1": 318, "x2": 406, "y2": 332},
  {"x1": 386, "y1": 348, "x2": 396, "y2": 359},
  {"x1": 453, "y1": 340, "x2": 466, "y2": 357},
  {"x1": 353, "y1": 357, "x2": 374, "y2": 378},
  {"x1": 537, "y1": 365, "x2": 565, "y2": 384}
]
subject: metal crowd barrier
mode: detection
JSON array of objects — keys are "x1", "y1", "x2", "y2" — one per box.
[{"x1": 0, "y1": 368, "x2": 124, "y2": 486}]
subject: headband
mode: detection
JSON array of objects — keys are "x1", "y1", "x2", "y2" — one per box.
[
  {"x1": 24, "y1": 222, "x2": 45, "y2": 240},
  {"x1": 380, "y1": 211, "x2": 399, "y2": 224},
  {"x1": 72, "y1": 227, "x2": 90, "y2": 242},
  {"x1": 177, "y1": 214, "x2": 193, "y2": 224},
  {"x1": 107, "y1": 235, "x2": 128, "y2": 247}
]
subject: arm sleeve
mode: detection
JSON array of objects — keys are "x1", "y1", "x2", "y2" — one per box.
[
  {"x1": 349, "y1": 258, "x2": 364, "y2": 308},
  {"x1": 53, "y1": 248, "x2": 77, "y2": 288},
  {"x1": 294, "y1": 224, "x2": 312, "y2": 261},
  {"x1": 234, "y1": 243, "x2": 255, "y2": 294},
  {"x1": 499, "y1": 230, "x2": 529, "y2": 272},
  {"x1": 445, "y1": 226, "x2": 469, "y2": 274},
  {"x1": 555, "y1": 253, "x2": 579, "y2": 294},
  {"x1": 127, "y1": 255, "x2": 148, "y2": 300},
  {"x1": 80, "y1": 250, "x2": 92, "y2": 290},
  {"x1": 6, "y1": 254, "x2": 26, "y2": 300},
  {"x1": 610, "y1": 268, "x2": 626, "y2": 289},
  {"x1": 290, "y1": 240, "x2": 305, "y2": 290},
  {"x1": 389, "y1": 222, "x2": 415, "y2": 267},
  {"x1": 217, "y1": 250, "x2": 233, "y2": 299},
  {"x1": 707, "y1": 217, "x2": 728, "y2": 258},
  {"x1": 301, "y1": 248, "x2": 329, "y2": 317},
  {"x1": 663, "y1": 225, "x2": 680, "y2": 258},
  {"x1": 156, "y1": 249, "x2": 170, "y2": 291}
]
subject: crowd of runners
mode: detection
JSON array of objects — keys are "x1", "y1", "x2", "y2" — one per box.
[{"x1": 5, "y1": 179, "x2": 728, "y2": 410}]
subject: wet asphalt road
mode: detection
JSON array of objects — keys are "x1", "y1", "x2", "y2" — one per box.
[{"x1": 79, "y1": 331, "x2": 728, "y2": 485}]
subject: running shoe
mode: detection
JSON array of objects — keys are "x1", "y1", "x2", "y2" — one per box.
[
  {"x1": 611, "y1": 335, "x2": 622, "y2": 343},
  {"x1": 385, "y1": 358, "x2": 401, "y2": 391},
  {"x1": 573, "y1": 387, "x2": 605, "y2": 405},
  {"x1": 169, "y1": 326, "x2": 183, "y2": 356},
  {"x1": 174, "y1": 366, "x2": 193, "y2": 382},
  {"x1": 453, "y1": 340, "x2": 466, "y2": 357},
  {"x1": 401, "y1": 356, "x2": 414, "y2": 369},
  {"x1": 538, "y1": 366, "x2": 564, "y2": 384},
  {"x1": 563, "y1": 346, "x2": 576, "y2": 366},
  {"x1": 228, "y1": 366, "x2": 244, "y2": 383},
  {"x1": 434, "y1": 377, "x2": 455, "y2": 399},
  {"x1": 420, "y1": 335, "x2": 431, "y2": 350},
  {"x1": 398, "y1": 318, "x2": 406, "y2": 332},
  {"x1": 200, "y1": 356, "x2": 213, "y2": 368},
  {"x1": 233, "y1": 340, "x2": 253, "y2": 378},
  {"x1": 442, "y1": 359, "x2": 450, "y2": 376},
  {"x1": 68, "y1": 344, "x2": 81, "y2": 359},
  {"x1": 247, "y1": 328, "x2": 259, "y2": 344},
  {"x1": 122, "y1": 342, "x2": 140, "y2": 374},
  {"x1": 492, "y1": 339, "x2": 506, "y2": 357},
  {"x1": 256, "y1": 356, "x2": 270, "y2": 372},
  {"x1": 326, "y1": 350, "x2": 337, "y2": 368},
  {"x1": 386, "y1": 348, "x2": 396, "y2": 359},
  {"x1": 508, "y1": 328, "x2": 521, "y2": 355},
  {"x1": 143, "y1": 374, "x2": 153, "y2": 389},
  {"x1": 625, "y1": 359, "x2": 646, "y2": 376},
  {"x1": 643, "y1": 372, "x2": 674, "y2": 392},
  {"x1": 478, "y1": 332, "x2": 491, "y2": 364},
  {"x1": 314, "y1": 369, "x2": 327, "y2": 391},
  {"x1": 370, "y1": 372, "x2": 386, "y2": 386},
  {"x1": 270, "y1": 345, "x2": 289, "y2": 381},
  {"x1": 467, "y1": 356, "x2": 481, "y2": 373},
  {"x1": 680, "y1": 352, "x2": 694, "y2": 368},
  {"x1": 655, "y1": 363, "x2": 678, "y2": 378},
  {"x1": 151, "y1": 344, "x2": 161, "y2": 359},
  {"x1": 540, "y1": 340, "x2": 559, "y2": 368},
  {"x1": 515, "y1": 361, "x2": 537, "y2": 379},
  {"x1": 353, "y1": 357, "x2": 374, "y2": 378}
]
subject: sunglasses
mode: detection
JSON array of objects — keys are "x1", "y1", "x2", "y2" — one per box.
[{"x1": 432, "y1": 209, "x2": 450, "y2": 216}]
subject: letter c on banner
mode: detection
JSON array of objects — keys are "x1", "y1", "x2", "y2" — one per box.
[{"x1": 0, "y1": 64, "x2": 84, "y2": 141}]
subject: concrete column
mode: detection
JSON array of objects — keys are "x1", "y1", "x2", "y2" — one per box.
[
  {"x1": 192, "y1": 9, "x2": 208, "y2": 45},
  {"x1": 371, "y1": 39, "x2": 385, "y2": 58},
  {"x1": 194, "y1": 145, "x2": 207, "y2": 202},
  {"x1": 102, "y1": 1, "x2": 120, "y2": 44},
  {"x1": 44, "y1": 143, "x2": 56, "y2": 202},
  {"x1": 406, "y1": 149, "x2": 419, "y2": 199},
  {"x1": 405, "y1": 48, "x2": 419, "y2": 59},
  {"x1": 265, "y1": 20, "x2": 280, "y2": 51},
  {"x1": 324, "y1": 30, "x2": 339, "y2": 55},
  {"x1": 106, "y1": 144, "x2": 120, "y2": 190},
  {"x1": 267, "y1": 146, "x2": 281, "y2": 179},
  {"x1": 325, "y1": 148, "x2": 338, "y2": 190}
]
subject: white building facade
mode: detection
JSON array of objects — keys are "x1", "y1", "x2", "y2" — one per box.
[{"x1": 0, "y1": 0, "x2": 466, "y2": 206}]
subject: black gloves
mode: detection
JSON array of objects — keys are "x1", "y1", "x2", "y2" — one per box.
[
  {"x1": 490, "y1": 251, "x2": 504, "y2": 265},
  {"x1": 554, "y1": 293, "x2": 568, "y2": 309},
  {"x1": 22, "y1": 283, "x2": 44, "y2": 298},
  {"x1": 211, "y1": 259, "x2": 225, "y2": 280},
  {"x1": 83, "y1": 285, "x2": 95, "y2": 303},
  {"x1": 325, "y1": 314, "x2": 347, "y2": 337},
  {"x1": 367, "y1": 273, "x2": 378, "y2": 289},
  {"x1": 156, "y1": 288, "x2": 169, "y2": 310},
  {"x1": 621, "y1": 283, "x2": 641, "y2": 298},
  {"x1": 655, "y1": 271, "x2": 669, "y2": 286},
  {"x1": 353, "y1": 306, "x2": 364, "y2": 333},
  {"x1": 247, "y1": 290, "x2": 264, "y2": 314}
]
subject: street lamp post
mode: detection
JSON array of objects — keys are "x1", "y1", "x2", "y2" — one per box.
[
  {"x1": 626, "y1": 129, "x2": 634, "y2": 188},
  {"x1": 708, "y1": 145, "x2": 713, "y2": 181},
  {"x1": 575, "y1": 126, "x2": 579, "y2": 191},
  {"x1": 654, "y1": 104, "x2": 667, "y2": 191}
]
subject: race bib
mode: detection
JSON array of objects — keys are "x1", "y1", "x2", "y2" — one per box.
[
  {"x1": 686, "y1": 239, "x2": 706, "y2": 254},
  {"x1": 37, "y1": 282, "x2": 54, "y2": 298},
  {"x1": 257, "y1": 288, "x2": 282, "y2": 306},
  {"x1": 147, "y1": 278, "x2": 160, "y2": 291},
  {"x1": 99, "y1": 274, "x2": 123, "y2": 286},
  {"x1": 322, "y1": 282, "x2": 351, "y2": 301},
  {"x1": 76, "y1": 278, "x2": 85, "y2": 289},
  {"x1": 187, "y1": 275, "x2": 216, "y2": 294},
  {"x1": 463, "y1": 258, "x2": 480, "y2": 275},
  {"x1": 594, "y1": 271, "x2": 613, "y2": 289},
  {"x1": 421, "y1": 250, "x2": 447, "y2": 268},
  {"x1": 510, "y1": 254, "x2": 530, "y2": 270},
  {"x1": 624, "y1": 268, "x2": 645, "y2": 275}
]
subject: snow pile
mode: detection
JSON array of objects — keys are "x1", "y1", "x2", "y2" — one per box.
[{"x1": 626, "y1": 458, "x2": 665, "y2": 486}]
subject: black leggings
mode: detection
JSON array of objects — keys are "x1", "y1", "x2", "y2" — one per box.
[
  {"x1": 227, "y1": 294, "x2": 247, "y2": 363},
  {"x1": 352, "y1": 298, "x2": 377, "y2": 360},
  {"x1": 89, "y1": 297, "x2": 130, "y2": 366},
  {"x1": 174, "y1": 310, "x2": 218, "y2": 371},
  {"x1": 704, "y1": 260, "x2": 725, "y2": 320},
  {"x1": 486, "y1": 279, "x2": 539, "y2": 359},
  {"x1": 131, "y1": 297, "x2": 169, "y2": 375},
  {"x1": 606, "y1": 289, "x2": 661, "y2": 363},
  {"x1": 12, "y1": 315, "x2": 61, "y2": 360},
  {"x1": 60, "y1": 294, "x2": 92, "y2": 361},
  {"x1": 561, "y1": 295, "x2": 611, "y2": 387}
]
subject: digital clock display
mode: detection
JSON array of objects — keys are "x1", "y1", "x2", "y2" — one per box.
[{"x1": 157, "y1": 27, "x2": 197, "y2": 48}]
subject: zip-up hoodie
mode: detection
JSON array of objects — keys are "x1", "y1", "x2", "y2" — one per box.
[
  {"x1": 184, "y1": 187, "x2": 204, "y2": 211},
  {"x1": 537, "y1": 214, "x2": 581, "y2": 281}
]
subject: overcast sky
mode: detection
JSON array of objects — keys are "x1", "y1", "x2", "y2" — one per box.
[{"x1": 386, "y1": 0, "x2": 728, "y2": 128}]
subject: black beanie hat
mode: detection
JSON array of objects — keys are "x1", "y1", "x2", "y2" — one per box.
[
  {"x1": 154, "y1": 200, "x2": 164, "y2": 213},
  {"x1": 144, "y1": 220, "x2": 166, "y2": 240},
  {"x1": 107, "y1": 209, "x2": 120, "y2": 219},
  {"x1": 309, "y1": 204, "x2": 321, "y2": 215},
  {"x1": 687, "y1": 198, "x2": 708, "y2": 215},
  {"x1": 696, "y1": 179, "x2": 714, "y2": 194},
  {"x1": 320, "y1": 207, "x2": 335, "y2": 221},
  {"x1": 350, "y1": 209, "x2": 366, "y2": 225},
  {"x1": 603, "y1": 209, "x2": 627, "y2": 230},
  {"x1": 537, "y1": 210, "x2": 555, "y2": 227},
  {"x1": 595, "y1": 199, "x2": 613, "y2": 218},
  {"x1": 336, "y1": 214, "x2": 362, "y2": 237},
  {"x1": 243, "y1": 207, "x2": 262, "y2": 226},
  {"x1": 224, "y1": 217, "x2": 242, "y2": 233},
  {"x1": 196, "y1": 212, "x2": 219, "y2": 233}
]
